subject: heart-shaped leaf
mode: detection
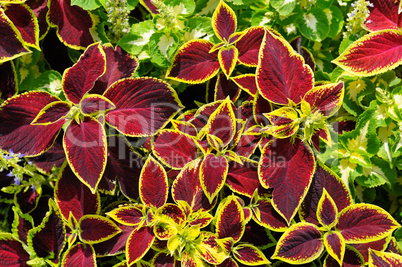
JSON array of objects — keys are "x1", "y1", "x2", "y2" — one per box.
[{"x1": 78, "y1": 215, "x2": 121, "y2": 244}]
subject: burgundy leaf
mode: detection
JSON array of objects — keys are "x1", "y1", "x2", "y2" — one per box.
[
  {"x1": 0, "y1": 61, "x2": 17, "y2": 100},
  {"x1": 47, "y1": 0, "x2": 94, "y2": 49},
  {"x1": 63, "y1": 43, "x2": 106, "y2": 104},
  {"x1": 212, "y1": 1, "x2": 236, "y2": 41},
  {"x1": 0, "y1": 233, "x2": 30, "y2": 267},
  {"x1": 218, "y1": 46, "x2": 238, "y2": 78},
  {"x1": 231, "y1": 74, "x2": 258, "y2": 96},
  {"x1": 364, "y1": 0, "x2": 402, "y2": 31},
  {"x1": 63, "y1": 117, "x2": 107, "y2": 193},
  {"x1": 216, "y1": 196, "x2": 244, "y2": 242},
  {"x1": 31, "y1": 135, "x2": 65, "y2": 172},
  {"x1": 26, "y1": 0, "x2": 49, "y2": 39},
  {"x1": 62, "y1": 243, "x2": 95, "y2": 267},
  {"x1": 126, "y1": 226, "x2": 155, "y2": 265},
  {"x1": 78, "y1": 215, "x2": 121, "y2": 244},
  {"x1": 214, "y1": 73, "x2": 241, "y2": 102},
  {"x1": 32, "y1": 101, "x2": 70, "y2": 125},
  {"x1": 226, "y1": 160, "x2": 260, "y2": 198},
  {"x1": 93, "y1": 224, "x2": 134, "y2": 256},
  {"x1": 253, "y1": 199, "x2": 288, "y2": 232},
  {"x1": 80, "y1": 95, "x2": 115, "y2": 115},
  {"x1": 0, "y1": 92, "x2": 64, "y2": 156},
  {"x1": 104, "y1": 77, "x2": 183, "y2": 137},
  {"x1": 200, "y1": 154, "x2": 228, "y2": 202},
  {"x1": 55, "y1": 163, "x2": 100, "y2": 221},
  {"x1": 237, "y1": 26, "x2": 265, "y2": 66}
]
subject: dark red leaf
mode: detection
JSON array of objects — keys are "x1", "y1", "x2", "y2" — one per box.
[
  {"x1": 253, "y1": 199, "x2": 288, "y2": 232},
  {"x1": 26, "y1": 0, "x2": 49, "y2": 39},
  {"x1": 104, "y1": 77, "x2": 183, "y2": 137},
  {"x1": 200, "y1": 154, "x2": 228, "y2": 202},
  {"x1": 79, "y1": 215, "x2": 121, "y2": 244},
  {"x1": 258, "y1": 138, "x2": 315, "y2": 224},
  {"x1": 63, "y1": 43, "x2": 106, "y2": 104},
  {"x1": 63, "y1": 117, "x2": 107, "y2": 193},
  {"x1": 212, "y1": 1, "x2": 236, "y2": 41},
  {"x1": 166, "y1": 40, "x2": 220, "y2": 83},
  {"x1": 237, "y1": 26, "x2": 265, "y2": 67},
  {"x1": 31, "y1": 135, "x2": 65, "y2": 172},
  {"x1": 0, "y1": 92, "x2": 64, "y2": 156},
  {"x1": 0, "y1": 233, "x2": 30, "y2": 267},
  {"x1": 351, "y1": 237, "x2": 390, "y2": 262},
  {"x1": 226, "y1": 160, "x2": 260, "y2": 198},
  {"x1": 216, "y1": 196, "x2": 244, "y2": 242},
  {"x1": 55, "y1": 163, "x2": 100, "y2": 221},
  {"x1": 12, "y1": 207, "x2": 33, "y2": 245},
  {"x1": 91, "y1": 44, "x2": 138, "y2": 95},
  {"x1": 0, "y1": 61, "x2": 17, "y2": 101},
  {"x1": 231, "y1": 74, "x2": 257, "y2": 96},
  {"x1": 126, "y1": 226, "x2": 155, "y2": 265},
  {"x1": 80, "y1": 95, "x2": 115, "y2": 115},
  {"x1": 214, "y1": 73, "x2": 241, "y2": 102},
  {"x1": 152, "y1": 252, "x2": 176, "y2": 267},
  {"x1": 62, "y1": 243, "x2": 95, "y2": 267},
  {"x1": 364, "y1": 0, "x2": 402, "y2": 31},
  {"x1": 32, "y1": 101, "x2": 70, "y2": 124},
  {"x1": 218, "y1": 46, "x2": 238, "y2": 78},
  {"x1": 93, "y1": 224, "x2": 134, "y2": 256},
  {"x1": 47, "y1": 0, "x2": 94, "y2": 49}
]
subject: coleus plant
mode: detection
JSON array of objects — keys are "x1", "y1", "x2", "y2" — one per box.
[{"x1": 0, "y1": 42, "x2": 183, "y2": 193}]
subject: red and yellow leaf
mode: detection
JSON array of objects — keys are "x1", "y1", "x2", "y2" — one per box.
[
  {"x1": 166, "y1": 40, "x2": 220, "y2": 83},
  {"x1": 216, "y1": 195, "x2": 245, "y2": 243},
  {"x1": 200, "y1": 154, "x2": 228, "y2": 203},
  {"x1": 264, "y1": 107, "x2": 299, "y2": 139},
  {"x1": 4, "y1": 4, "x2": 39, "y2": 49},
  {"x1": 256, "y1": 28, "x2": 314, "y2": 105},
  {"x1": 80, "y1": 94, "x2": 115, "y2": 115},
  {"x1": 153, "y1": 221, "x2": 177, "y2": 240},
  {"x1": 272, "y1": 222, "x2": 323, "y2": 264},
  {"x1": 337, "y1": 204, "x2": 400, "y2": 243},
  {"x1": 0, "y1": 61, "x2": 17, "y2": 101},
  {"x1": 61, "y1": 242, "x2": 96, "y2": 267},
  {"x1": 0, "y1": 8, "x2": 30, "y2": 63},
  {"x1": 210, "y1": 73, "x2": 241, "y2": 102},
  {"x1": 236, "y1": 26, "x2": 265, "y2": 67},
  {"x1": 47, "y1": 0, "x2": 95, "y2": 49},
  {"x1": 0, "y1": 91, "x2": 64, "y2": 156},
  {"x1": 324, "y1": 245, "x2": 364, "y2": 267},
  {"x1": 300, "y1": 160, "x2": 352, "y2": 225},
  {"x1": 106, "y1": 205, "x2": 144, "y2": 227},
  {"x1": 78, "y1": 215, "x2": 121, "y2": 244},
  {"x1": 212, "y1": 1, "x2": 236, "y2": 41},
  {"x1": 303, "y1": 82, "x2": 344, "y2": 117},
  {"x1": 369, "y1": 249, "x2": 402, "y2": 266},
  {"x1": 233, "y1": 244, "x2": 271, "y2": 265},
  {"x1": 196, "y1": 232, "x2": 228, "y2": 265},
  {"x1": 350, "y1": 236, "x2": 391, "y2": 263},
  {"x1": 126, "y1": 226, "x2": 155, "y2": 266},
  {"x1": 153, "y1": 130, "x2": 199, "y2": 169},
  {"x1": 364, "y1": 0, "x2": 402, "y2": 32},
  {"x1": 172, "y1": 159, "x2": 215, "y2": 212},
  {"x1": 63, "y1": 117, "x2": 107, "y2": 194},
  {"x1": 231, "y1": 74, "x2": 257, "y2": 96},
  {"x1": 55, "y1": 162, "x2": 100, "y2": 222},
  {"x1": 0, "y1": 233, "x2": 30, "y2": 266},
  {"x1": 333, "y1": 30, "x2": 402, "y2": 76},
  {"x1": 139, "y1": 156, "x2": 168, "y2": 208},
  {"x1": 63, "y1": 43, "x2": 106, "y2": 104},
  {"x1": 258, "y1": 138, "x2": 315, "y2": 224},
  {"x1": 104, "y1": 77, "x2": 183, "y2": 137},
  {"x1": 93, "y1": 223, "x2": 134, "y2": 257},
  {"x1": 218, "y1": 46, "x2": 238, "y2": 78},
  {"x1": 317, "y1": 189, "x2": 338, "y2": 229},
  {"x1": 91, "y1": 44, "x2": 139, "y2": 95},
  {"x1": 155, "y1": 203, "x2": 186, "y2": 226},
  {"x1": 226, "y1": 159, "x2": 260, "y2": 198},
  {"x1": 324, "y1": 231, "x2": 345, "y2": 266},
  {"x1": 253, "y1": 199, "x2": 288, "y2": 232},
  {"x1": 31, "y1": 101, "x2": 70, "y2": 125}
]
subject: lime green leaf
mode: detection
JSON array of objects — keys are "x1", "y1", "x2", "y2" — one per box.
[
  {"x1": 71, "y1": 0, "x2": 101, "y2": 10},
  {"x1": 149, "y1": 32, "x2": 179, "y2": 68},
  {"x1": 118, "y1": 20, "x2": 155, "y2": 56},
  {"x1": 271, "y1": 0, "x2": 296, "y2": 16},
  {"x1": 297, "y1": 7, "x2": 329, "y2": 42}
]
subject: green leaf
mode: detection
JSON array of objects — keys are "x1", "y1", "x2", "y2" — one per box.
[
  {"x1": 355, "y1": 157, "x2": 397, "y2": 188},
  {"x1": 317, "y1": 0, "x2": 333, "y2": 9},
  {"x1": 185, "y1": 16, "x2": 214, "y2": 42},
  {"x1": 118, "y1": 20, "x2": 155, "y2": 56},
  {"x1": 326, "y1": 6, "x2": 343, "y2": 38},
  {"x1": 297, "y1": 7, "x2": 329, "y2": 41},
  {"x1": 271, "y1": 0, "x2": 296, "y2": 16},
  {"x1": 148, "y1": 32, "x2": 179, "y2": 68},
  {"x1": 31, "y1": 70, "x2": 63, "y2": 97},
  {"x1": 71, "y1": 0, "x2": 101, "y2": 10},
  {"x1": 342, "y1": 78, "x2": 375, "y2": 116},
  {"x1": 165, "y1": 0, "x2": 195, "y2": 15}
]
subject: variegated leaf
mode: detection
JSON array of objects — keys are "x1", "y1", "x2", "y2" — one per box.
[
  {"x1": 236, "y1": 26, "x2": 265, "y2": 67},
  {"x1": 218, "y1": 46, "x2": 238, "y2": 78},
  {"x1": 324, "y1": 231, "x2": 345, "y2": 266},
  {"x1": 200, "y1": 154, "x2": 228, "y2": 203},
  {"x1": 126, "y1": 226, "x2": 155, "y2": 266},
  {"x1": 106, "y1": 206, "x2": 144, "y2": 227},
  {"x1": 78, "y1": 215, "x2": 121, "y2": 244},
  {"x1": 369, "y1": 249, "x2": 402, "y2": 266},
  {"x1": 364, "y1": 0, "x2": 402, "y2": 31},
  {"x1": 31, "y1": 101, "x2": 70, "y2": 125},
  {"x1": 317, "y1": 189, "x2": 338, "y2": 229},
  {"x1": 303, "y1": 82, "x2": 344, "y2": 117},
  {"x1": 233, "y1": 244, "x2": 271, "y2": 265},
  {"x1": 212, "y1": 1, "x2": 236, "y2": 41},
  {"x1": 216, "y1": 196, "x2": 244, "y2": 243}
]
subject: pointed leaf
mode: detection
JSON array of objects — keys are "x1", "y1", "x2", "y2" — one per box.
[
  {"x1": 258, "y1": 138, "x2": 315, "y2": 224},
  {"x1": 264, "y1": 107, "x2": 299, "y2": 138},
  {"x1": 27, "y1": 200, "x2": 66, "y2": 263},
  {"x1": 31, "y1": 101, "x2": 70, "y2": 125},
  {"x1": 333, "y1": 30, "x2": 402, "y2": 76},
  {"x1": 93, "y1": 223, "x2": 134, "y2": 257},
  {"x1": 126, "y1": 226, "x2": 155, "y2": 266},
  {"x1": 104, "y1": 77, "x2": 183, "y2": 137},
  {"x1": 80, "y1": 94, "x2": 115, "y2": 115},
  {"x1": 91, "y1": 44, "x2": 139, "y2": 95},
  {"x1": 139, "y1": 156, "x2": 168, "y2": 208},
  {"x1": 300, "y1": 160, "x2": 352, "y2": 225},
  {"x1": 166, "y1": 40, "x2": 220, "y2": 83},
  {"x1": 337, "y1": 204, "x2": 400, "y2": 243},
  {"x1": 317, "y1": 189, "x2": 338, "y2": 228},
  {"x1": 364, "y1": 0, "x2": 402, "y2": 31},
  {"x1": 200, "y1": 154, "x2": 228, "y2": 203},
  {"x1": 197, "y1": 232, "x2": 228, "y2": 265},
  {"x1": 226, "y1": 160, "x2": 260, "y2": 198},
  {"x1": 153, "y1": 130, "x2": 199, "y2": 169},
  {"x1": 303, "y1": 82, "x2": 344, "y2": 117},
  {"x1": 107, "y1": 206, "x2": 144, "y2": 227},
  {"x1": 218, "y1": 46, "x2": 238, "y2": 78},
  {"x1": 272, "y1": 222, "x2": 323, "y2": 264},
  {"x1": 172, "y1": 159, "x2": 215, "y2": 212},
  {"x1": 324, "y1": 245, "x2": 364, "y2": 267},
  {"x1": 204, "y1": 98, "x2": 236, "y2": 147},
  {"x1": 62, "y1": 243, "x2": 96, "y2": 267},
  {"x1": 55, "y1": 162, "x2": 100, "y2": 221},
  {"x1": 350, "y1": 236, "x2": 391, "y2": 262},
  {"x1": 256, "y1": 29, "x2": 314, "y2": 105},
  {"x1": 0, "y1": 233, "x2": 30, "y2": 266},
  {"x1": 212, "y1": 1, "x2": 236, "y2": 41},
  {"x1": 63, "y1": 117, "x2": 107, "y2": 193},
  {"x1": 233, "y1": 244, "x2": 271, "y2": 265},
  {"x1": 216, "y1": 195, "x2": 245, "y2": 242},
  {"x1": 253, "y1": 199, "x2": 288, "y2": 232},
  {"x1": 0, "y1": 9, "x2": 30, "y2": 63},
  {"x1": 231, "y1": 74, "x2": 257, "y2": 96},
  {"x1": 0, "y1": 91, "x2": 63, "y2": 156},
  {"x1": 212, "y1": 73, "x2": 241, "y2": 102},
  {"x1": 63, "y1": 43, "x2": 106, "y2": 104},
  {"x1": 11, "y1": 207, "x2": 34, "y2": 245},
  {"x1": 151, "y1": 252, "x2": 176, "y2": 267},
  {"x1": 27, "y1": 0, "x2": 49, "y2": 39},
  {"x1": 47, "y1": 0, "x2": 94, "y2": 49},
  {"x1": 236, "y1": 26, "x2": 265, "y2": 67},
  {"x1": 4, "y1": 4, "x2": 39, "y2": 49},
  {"x1": 155, "y1": 203, "x2": 186, "y2": 226},
  {"x1": 369, "y1": 249, "x2": 402, "y2": 266},
  {"x1": 324, "y1": 231, "x2": 345, "y2": 266},
  {"x1": 78, "y1": 215, "x2": 121, "y2": 244}
]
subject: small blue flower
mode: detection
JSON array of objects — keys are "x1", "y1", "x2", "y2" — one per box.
[
  {"x1": 31, "y1": 184, "x2": 36, "y2": 192},
  {"x1": 3, "y1": 154, "x2": 13, "y2": 160},
  {"x1": 368, "y1": 2, "x2": 374, "y2": 8},
  {"x1": 18, "y1": 153, "x2": 25, "y2": 158},
  {"x1": 6, "y1": 170, "x2": 13, "y2": 177},
  {"x1": 14, "y1": 177, "x2": 20, "y2": 186},
  {"x1": 351, "y1": 3, "x2": 355, "y2": 7}
]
